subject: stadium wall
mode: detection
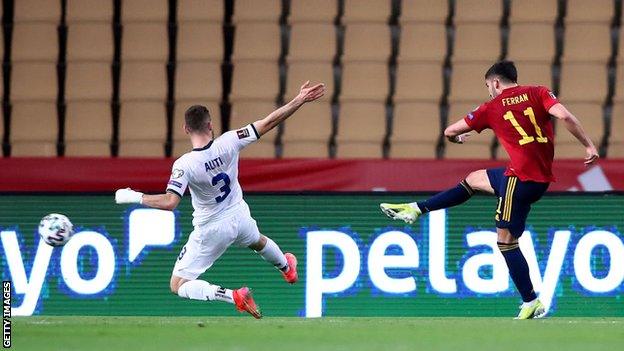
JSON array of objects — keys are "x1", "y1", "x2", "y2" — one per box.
[
  {"x1": 1, "y1": 158, "x2": 624, "y2": 192},
  {"x1": 1, "y1": 193, "x2": 622, "y2": 317}
]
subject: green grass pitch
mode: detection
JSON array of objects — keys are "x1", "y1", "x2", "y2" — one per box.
[{"x1": 12, "y1": 316, "x2": 624, "y2": 351}]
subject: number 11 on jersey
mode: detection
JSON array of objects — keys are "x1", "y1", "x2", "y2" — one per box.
[{"x1": 503, "y1": 107, "x2": 548, "y2": 145}]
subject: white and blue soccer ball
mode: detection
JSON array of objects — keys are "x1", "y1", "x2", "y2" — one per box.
[{"x1": 39, "y1": 213, "x2": 74, "y2": 247}]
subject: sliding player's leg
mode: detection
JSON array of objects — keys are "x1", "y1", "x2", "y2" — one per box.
[
  {"x1": 380, "y1": 169, "x2": 495, "y2": 223},
  {"x1": 247, "y1": 235, "x2": 298, "y2": 284},
  {"x1": 170, "y1": 225, "x2": 262, "y2": 318},
  {"x1": 235, "y1": 203, "x2": 298, "y2": 284}
]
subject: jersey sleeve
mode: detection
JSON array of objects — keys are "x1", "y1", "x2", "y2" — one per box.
[
  {"x1": 463, "y1": 103, "x2": 490, "y2": 133},
  {"x1": 219, "y1": 123, "x2": 260, "y2": 152},
  {"x1": 166, "y1": 159, "x2": 189, "y2": 198},
  {"x1": 536, "y1": 86, "x2": 559, "y2": 111}
]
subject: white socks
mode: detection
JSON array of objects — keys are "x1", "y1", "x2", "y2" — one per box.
[
  {"x1": 177, "y1": 280, "x2": 234, "y2": 304},
  {"x1": 257, "y1": 237, "x2": 289, "y2": 272}
]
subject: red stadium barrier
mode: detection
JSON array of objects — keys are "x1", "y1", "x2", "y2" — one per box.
[{"x1": 1, "y1": 158, "x2": 623, "y2": 192}]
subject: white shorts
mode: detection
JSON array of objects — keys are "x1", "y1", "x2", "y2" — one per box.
[{"x1": 172, "y1": 202, "x2": 261, "y2": 280}]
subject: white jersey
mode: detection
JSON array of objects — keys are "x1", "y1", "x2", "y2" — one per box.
[{"x1": 166, "y1": 124, "x2": 259, "y2": 226}]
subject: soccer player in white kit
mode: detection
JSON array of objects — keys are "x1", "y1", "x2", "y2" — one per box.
[{"x1": 115, "y1": 81, "x2": 325, "y2": 318}]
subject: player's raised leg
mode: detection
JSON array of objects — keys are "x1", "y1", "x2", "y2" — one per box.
[
  {"x1": 380, "y1": 169, "x2": 493, "y2": 223},
  {"x1": 249, "y1": 235, "x2": 298, "y2": 284}
]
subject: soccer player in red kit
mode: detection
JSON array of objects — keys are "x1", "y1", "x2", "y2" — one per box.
[{"x1": 380, "y1": 61, "x2": 599, "y2": 319}]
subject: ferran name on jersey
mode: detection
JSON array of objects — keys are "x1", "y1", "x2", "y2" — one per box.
[
  {"x1": 501, "y1": 93, "x2": 529, "y2": 107},
  {"x1": 205, "y1": 157, "x2": 225, "y2": 171}
]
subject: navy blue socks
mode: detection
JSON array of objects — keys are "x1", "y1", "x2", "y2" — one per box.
[
  {"x1": 416, "y1": 180, "x2": 475, "y2": 213},
  {"x1": 498, "y1": 242, "x2": 537, "y2": 302}
]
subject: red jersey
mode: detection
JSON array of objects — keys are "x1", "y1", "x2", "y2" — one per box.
[{"x1": 464, "y1": 85, "x2": 559, "y2": 183}]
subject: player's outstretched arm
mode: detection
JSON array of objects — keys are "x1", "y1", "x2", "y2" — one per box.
[
  {"x1": 444, "y1": 118, "x2": 472, "y2": 144},
  {"x1": 115, "y1": 188, "x2": 181, "y2": 211},
  {"x1": 548, "y1": 103, "x2": 599, "y2": 165},
  {"x1": 252, "y1": 81, "x2": 325, "y2": 136}
]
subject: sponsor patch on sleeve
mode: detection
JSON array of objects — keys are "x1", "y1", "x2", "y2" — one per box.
[
  {"x1": 549, "y1": 91, "x2": 556, "y2": 99},
  {"x1": 467, "y1": 113, "x2": 475, "y2": 120},
  {"x1": 168, "y1": 180, "x2": 183, "y2": 188},
  {"x1": 237, "y1": 128, "x2": 250, "y2": 139},
  {"x1": 171, "y1": 169, "x2": 184, "y2": 179}
]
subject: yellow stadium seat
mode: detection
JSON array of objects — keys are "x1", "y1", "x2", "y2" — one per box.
[
  {"x1": 11, "y1": 63, "x2": 57, "y2": 101},
  {"x1": 343, "y1": 23, "x2": 390, "y2": 62},
  {"x1": 177, "y1": 22, "x2": 223, "y2": 61},
  {"x1": 454, "y1": 0, "x2": 502, "y2": 23},
  {"x1": 10, "y1": 102, "x2": 57, "y2": 156},
  {"x1": 178, "y1": 0, "x2": 224, "y2": 22},
  {"x1": 14, "y1": 0, "x2": 61, "y2": 22},
  {"x1": 122, "y1": 23, "x2": 168, "y2": 61},
  {"x1": 122, "y1": 0, "x2": 168, "y2": 22},
  {"x1": 400, "y1": 0, "x2": 448, "y2": 23},
  {"x1": 453, "y1": 24, "x2": 501, "y2": 62},
  {"x1": 336, "y1": 102, "x2": 386, "y2": 158},
  {"x1": 398, "y1": 23, "x2": 447, "y2": 62},
  {"x1": 394, "y1": 62, "x2": 444, "y2": 102},
  {"x1": 65, "y1": 102, "x2": 112, "y2": 156},
  {"x1": 509, "y1": 0, "x2": 557, "y2": 23},
  {"x1": 559, "y1": 63, "x2": 608, "y2": 103},
  {"x1": 120, "y1": 62, "x2": 167, "y2": 100},
  {"x1": 119, "y1": 102, "x2": 167, "y2": 157},
  {"x1": 12, "y1": 23, "x2": 58, "y2": 61},
  {"x1": 289, "y1": 24, "x2": 336, "y2": 62},
  {"x1": 230, "y1": 101, "x2": 277, "y2": 158},
  {"x1": 613, "y1": 66, "x2": 624, "y2": 101},
  {"x1": 340, "y1": 63, "x2": 389, "y2": 101},
  {"x1": 554, "y1": 103, "x2": 604, "y2": 158},
  {"x1": 230, "y1": 101, "x2": 278, "y2": 141},
  {"x1": 67, "y1": 0, "x2": 113, "y2": 22},
  {"x1": 342, "y1": 0, "x2": 391, "y2": 23},
  {"x1": 562, "y1": 24, "x2": 611, "y2": 63},
  {"x1": 230, "y1": 62, "x2": 279, "y2": 101},
  {"x1": 609, "y1": 103, "x2": 624, "y2": 157},
  {"x1": 286, "y1": 62, "x2": 334, "y2": 100},
  {"x1": 237, "y1": 142, "x2": 276, "y2": 158},
  {"x1": 445, "y1": 129, "x2": 494, "y2": 159},
  {"x1": 232, "y1": 23, "x2": 281, "y2": 61},
  {"x1": 67, "y1": 23, "x2": 114, "y2": 61},
  {"x1": 507, "y1": 24, "x2": 555, "y2": 62},
  {"x1": 282, "y1": 102, "x2": 332, "y2": 158},
  {"x1": 233, "y1": 0, "x2": 281, "y2": 23},
  {"x1": 175, "y1": 62, "x2": 222, "y2": 101},
  {"x1": 565, "y1": 0, "x2": 613, "y2": 23},
  {"x1": 514, "y1": 61, "x2": 553, "y2": 88},
  {"x1": 390, "y1": 102, "x2": 440, "y2": 158},
  {"x1": 289, "y1": 0, "x2": 337, "y2": 23},
  {"x1": 449, "y1": 62, "x2": 492, "y2": 102},
  {"x1": 66, "y1": 62, "x2": 112, "y2": 101}
]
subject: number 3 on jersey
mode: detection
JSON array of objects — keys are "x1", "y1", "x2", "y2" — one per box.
[
  {"x1": 211, "y1": 172, "x2": 231, "y2": 203},
  {"x1": 503, "y1": 107, "x2": 548, "y2": 145}
]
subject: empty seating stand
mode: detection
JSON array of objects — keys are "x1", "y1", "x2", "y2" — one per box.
[{"x1": 0, "y1": 0, "x2": 620, "y2": 160}]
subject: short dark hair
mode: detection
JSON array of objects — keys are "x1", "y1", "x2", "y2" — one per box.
[
  {"x1": 485, "y1": 60, "x2": 518, "y2": 83},
  {"x1": 184, "y1": 105, "x2": 211, "y2": 133}
]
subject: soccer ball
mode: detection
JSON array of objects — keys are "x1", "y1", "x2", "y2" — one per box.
[{"x1": 39, "y1": 213, "x2": 74, "y2": 247}]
